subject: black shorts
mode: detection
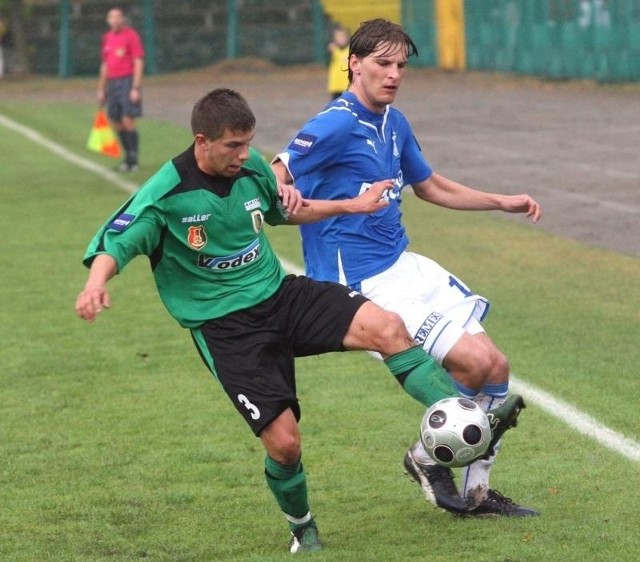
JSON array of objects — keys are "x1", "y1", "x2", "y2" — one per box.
[
  {"x1": 106, "y1": 75, "x2": 142, "y2": 122},
  {"x1": 191, "y1": 275, "x2": 369, "y2": 435}
]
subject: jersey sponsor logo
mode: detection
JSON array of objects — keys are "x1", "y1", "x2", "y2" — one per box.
[
  {"x1": 251, "y1": 210, "x2": 264, "y2": 234},
  {"x1": 181, "y1": 213, "x2": 211, "y2": 223},
  {"x1": 288, "y1": 133, "x2": 317, "y2": 154},
  {"x1": 197, "y1": 239, "x2": 261, "y2": 270},
  {"x1": 187, "y1": 225, "x2": 207, "y2": 250},
  {"x1": 357, "y1": 172, "x2": 405, "y2": 203},
  {"x1": 414, "y1": 312, "x2": 444, "y2": 346},
  {"x1": 108, "y1": 213, "x2": 135, "y2": 232},
  {"x1": 244, "y1": 198, "x2": 261, "y2": 211}
]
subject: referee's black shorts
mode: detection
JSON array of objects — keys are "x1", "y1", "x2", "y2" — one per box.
[
  {"x1": 106, "y1": 75, "x2": 142, "y2": 122},
  {"x1": 191, "y1": 275, "x2": 369, "y2": 435}
]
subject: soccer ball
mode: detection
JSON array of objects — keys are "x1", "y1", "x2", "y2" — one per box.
[{"x1": 420, "y1": 397, "x2": 491, "y2": 468}]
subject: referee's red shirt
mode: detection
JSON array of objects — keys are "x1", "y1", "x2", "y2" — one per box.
[{"x1": 101, "y1": 27, "x2": 144, "y2": 79}]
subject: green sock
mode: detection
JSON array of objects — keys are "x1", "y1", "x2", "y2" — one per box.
[
  {"x1": 384, "y1": 346, "x2": 457, "y2": 407},
  {"x1": 264, "y1": 456, "x2": 311, "y2": 531}
]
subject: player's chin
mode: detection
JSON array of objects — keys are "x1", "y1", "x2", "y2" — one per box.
[{"x1": 380, "y1": 88, "x2": 398, "y2": 102}]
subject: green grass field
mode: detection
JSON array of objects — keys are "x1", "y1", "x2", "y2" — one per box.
[{"x1": 1, "y1": 100, "x2": 639, "y2": 562}]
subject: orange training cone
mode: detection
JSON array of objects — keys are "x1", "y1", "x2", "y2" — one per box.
[{"x1": 87, "y1": 109, "x2": 122, "y2": 158}]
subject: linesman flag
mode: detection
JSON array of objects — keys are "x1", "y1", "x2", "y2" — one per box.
[{"x1": 87, "y1": 109, "x2": 121, "y2": 158}]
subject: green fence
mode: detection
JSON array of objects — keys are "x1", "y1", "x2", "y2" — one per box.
[
  {"x1": 17, "y1": 0, "x2": 640, "y2": 82},
  {"x1": 462, "y1": 0, "x2": 640, "y2": 81},
  {"x1": 27, "y1": 0, "x2": 328, "y2": 77},
  {"x1": 402, "y1": 0, "x2": 438, "y2": 67}
]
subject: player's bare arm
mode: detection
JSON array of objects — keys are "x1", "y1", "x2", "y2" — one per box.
[
  {"x1": 75, "y1": 254, "x2": 118, "y2": 322},
  {"x1": 413, "y1": 173, "x2": 542, "y2": 223},
  {"x1": 286, "y1": 180, "x2": 393, "y2": 225}
]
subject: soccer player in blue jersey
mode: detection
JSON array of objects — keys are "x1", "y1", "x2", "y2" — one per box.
[{"x1": 272, "y1": 19, "x2": 542, "y2": 517}]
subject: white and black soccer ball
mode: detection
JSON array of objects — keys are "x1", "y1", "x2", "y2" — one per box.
[{"x1": 420, "y1": 397, "x2": 491, "y2": 468}]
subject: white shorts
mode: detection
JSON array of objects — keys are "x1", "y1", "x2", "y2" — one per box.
[{"x1": 360, "y1": 252, "x2": 490, "y2": 364}]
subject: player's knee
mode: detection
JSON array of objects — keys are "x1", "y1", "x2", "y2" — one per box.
[
  {"x1": 490, "y1": 349, "x2": 510, "y2": 381},
  {"x1": 474, "y1": 346, "x2": 509, "y2": 382},
  {"x1": 448, "y1": 347, "x2": 494, "y2": 388},
  {"x1": 373, "y1": 311, "x2": 412, "y2": 355},
  {"x1": 260, "y1": 410, "x2": 302, "y2": 464},
  {"x1": 270, "y1": 433, "x2": 301, "y2": 465}
]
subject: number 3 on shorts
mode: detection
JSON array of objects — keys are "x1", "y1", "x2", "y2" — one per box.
[{"x1": 238, "y1": 393, "x2": 261, "y2": 420}]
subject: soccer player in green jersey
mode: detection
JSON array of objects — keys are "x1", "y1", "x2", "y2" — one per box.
[{"x1": 76, "y1": 88, "x2": 523, "y2": 554}]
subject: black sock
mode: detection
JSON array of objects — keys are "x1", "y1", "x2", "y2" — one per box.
[{"x1": 127, "y1": 130, "x2": 139, "y2": 165}]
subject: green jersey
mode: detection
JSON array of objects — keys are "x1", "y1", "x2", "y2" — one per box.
[{"x1": 83, "y1": 144, "x2": 289, "y2": 328}]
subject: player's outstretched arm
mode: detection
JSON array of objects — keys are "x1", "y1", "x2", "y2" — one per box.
[
  {"x1": 287, "y1": 180, "x2": 392, "y2": 225},
  {"x1": 75, "y1": 254, "x2": 118, "y2": 323},
  {"x1": 413, "y1": 173, "x2": 542, "y2": 223}
]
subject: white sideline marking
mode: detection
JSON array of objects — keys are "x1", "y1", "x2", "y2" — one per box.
[
  {"x1": 3, "y1": 113, "x2": 639, "y2": 463},
  {"x1": 510, "y1": 377, "x2": 640, "y2": 462},
  {"x1": 0, "y1": 113, "x2": 137, "y2": 195}
]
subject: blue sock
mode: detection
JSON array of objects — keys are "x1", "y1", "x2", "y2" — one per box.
[
  {"x1": 453, "y1": 379, "x2": 480, "y2": 399},
  {"x1": 481, "y1": 382, "x2": 509, "y2": 398}
]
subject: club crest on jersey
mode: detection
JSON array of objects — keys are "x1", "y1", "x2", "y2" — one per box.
[
  {"x1": 288, "y1": 133, "x2": 316, "y2": 154},
  {"x1": 187, "y1": 225, "x2": 207, "y2": 250},
  {"x1": 251, "y1": 210, "x2": 264, "y2": 234}
]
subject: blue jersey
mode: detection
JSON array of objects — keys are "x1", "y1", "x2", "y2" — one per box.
[{"x1": 279, "y1": 92, "x2": 432, "y2": 287}]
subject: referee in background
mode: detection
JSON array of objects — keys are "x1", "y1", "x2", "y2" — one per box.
[{"x1": 97, "y1": 6, "x2": 144, "y2": 172}]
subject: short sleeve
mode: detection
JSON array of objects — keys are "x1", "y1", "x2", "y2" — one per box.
[
  {"x1": 129, "y1": 29, "x2": 145, "y2": 59},
  {"x1": 284, "y1": 108, "x2": 353, "y2": 181},
  {"x1": 83, "y1": 202, "x2": 162, "y2": 273}
]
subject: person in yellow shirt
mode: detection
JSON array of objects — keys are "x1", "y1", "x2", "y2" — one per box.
[{"x1": 326, "y1": 27, "x2": 350, "y2": 100}]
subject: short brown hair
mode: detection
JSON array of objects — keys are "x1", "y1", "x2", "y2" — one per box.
[
  {"x1": 190, "y1": 88, "x2": 256, "y2": 140},
  {"x1": 348, "y1": 19, "x2": 418, "y2": 82}
]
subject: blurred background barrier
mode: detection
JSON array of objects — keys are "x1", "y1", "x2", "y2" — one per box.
[
  {"x1": 2, "y1": 0, "x2": 638, "y2": 82},
  {"x1": 462, "y1": 0, "x2": 640, "y2": 81}
]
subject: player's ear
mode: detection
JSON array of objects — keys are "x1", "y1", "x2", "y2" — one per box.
[
  {"x1": 194, "y1": 133, "x2": 208, "y2": 149},
  {"x1": 349, "y1": 54, "x2": 360, "y2": 76}
]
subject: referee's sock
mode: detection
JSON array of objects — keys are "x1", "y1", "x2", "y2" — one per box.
[
  {"x1": 384, "y1": 346, "x2": 457, "y2": 407},
  {"x1": 117, "y1": 129, "x2": 130, "y2": 155},
  {"x1": 118, "y1": 130, "x2": 138, "y2": 165},
  {"x1": 264, "y1": 455, "x2": 313, "y2": 532},
  {"x1": 127, "y1": 130, "x2": 139, "y2": 165}
]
